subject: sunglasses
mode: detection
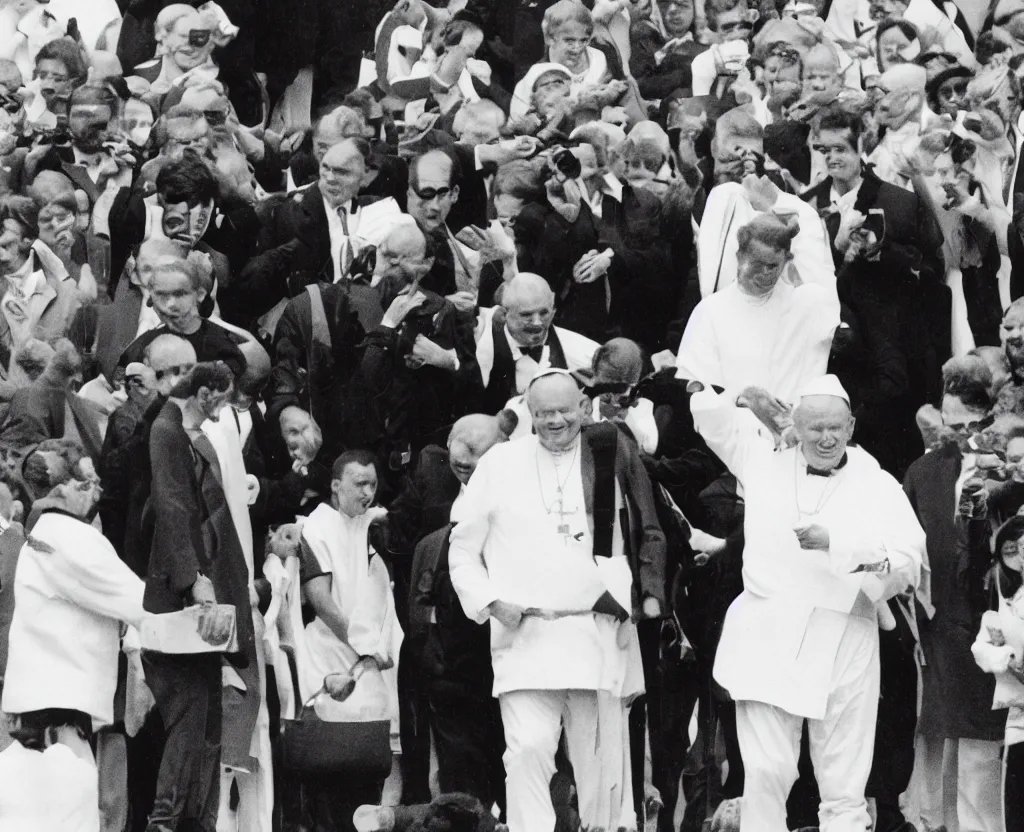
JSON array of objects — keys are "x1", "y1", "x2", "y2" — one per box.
[
  {"x1": 153, "y1": 363, "x2": 194, "y2": 381},
  {"x1": 412, "y1": 185, "x2": 453, "y2": 201}
]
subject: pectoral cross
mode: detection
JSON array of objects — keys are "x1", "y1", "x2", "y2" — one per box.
[{"x1": 554, "y1": 494, "x2": 577, "y2": 541}]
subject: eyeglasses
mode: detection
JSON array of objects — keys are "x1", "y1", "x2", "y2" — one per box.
[
  {"x1": 411, "y1": 185, "x2": 453, "y2": 201},
  {"x1": 153, "y1": 363, "x2": 194, "y2": 381},
  {"x1": 37, "y1": 209, "x2": 74, "y2": 228}
]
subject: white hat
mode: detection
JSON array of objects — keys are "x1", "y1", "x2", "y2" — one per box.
[{"x1": 799, "y1": 374, "x2": 850, "y2": 404}]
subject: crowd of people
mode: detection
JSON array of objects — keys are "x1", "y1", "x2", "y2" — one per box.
[{"x1": 3, "y1": 0, "x2": 1024, "y2": 831}]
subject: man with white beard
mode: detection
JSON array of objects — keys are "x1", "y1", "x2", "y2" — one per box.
[
  {"x1": 689, "y1": 374, "x2": 925, "y2": 832},
  {"x1": 448, "y1": 368, "x2": 665, "y2": 832}
]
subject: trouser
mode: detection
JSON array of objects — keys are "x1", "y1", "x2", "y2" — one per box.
[
  {"x1": 1006, "y1": 742, "x2": 1024, "y2": 832},
  {"x1": 143, "y1": 653, "x2": 223, "y2": 832},
  {"x1": 127, "y1": 710, "x2": 167, "y2": 831},
  {"x1": 500, "y1": 689, "x2": 634, "y2": 832},
  {"x1": 736, "y1": 617, "x2": 880, "y2": 832},
  {"x1": 398, "y1": 642, "x2": 432, "y2": 805},
  {"x1": 867, "y1": 615, "x2": 919, "y2": 832},
  {"x1": 428, "y1": 677, "x2": 506, "y2": 811},
  {"x1": 915, "y1": 735, "x2": 1005, "y2": 832},
  {"x1": 97, "y1": 729, "x2": 128, "y2": 832}
]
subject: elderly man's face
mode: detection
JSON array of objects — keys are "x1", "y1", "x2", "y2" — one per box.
[
  {"x1": 546, "y1": 21, "x2": 591, "y2": 73},
  {"x1": 505, "y1": 288, "x2": 555, "y2": 348},
  {"x1": 37, "y1": 200, "x2": 76, "y2": 251},
  {"x1": 319, "y1": 142, "x2": 367, "y2": 207},
  {"x1": 147, "y1": 347, "x2": 195, "y2": 397},
  {"x1": 622, "y1": 141, "x2": 667, "y2": 193},
  {"x1": 802, "y1": 58, "x2": 841, "y2": 103},
  {"x1": 165, "y1": 14, "x2": 215, "y2": 72},
  {"x1": 0, "y1": 219, "x2": 30, "y2": 275},
  {"x1": 529, "y1": 376, "x2": 586, "y2": 452},
  {"x1": 941, "y1": 393, "x2": 989, "y2": 452},
  {"x1": 448, "y1": 438, "x2": 488, "y2": 484},
  {"x1": 408, "y1": 154, "x2": 458, "y2": 233},
  {"x1": 794, "y1": 395, "x2": 855, "y2": 471},
  {"x1": 375, "y1": 228, "x2": 432, "y2": 286}
]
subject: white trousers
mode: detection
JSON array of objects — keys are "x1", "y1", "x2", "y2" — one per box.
[
  {"x1": 913, "y1": 735, "x2": 1005, "y2": 832},
  {"x1": 736, "y1": 617, "x2": 880, "y2": 832},
  {"x1": 500, "y1": 689, "x2": 636, "y2": 832}
]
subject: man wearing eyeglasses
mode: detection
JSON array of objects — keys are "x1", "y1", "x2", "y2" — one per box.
[{"x1": 904, "y1": 359, "x2": 1006, "y2": 832}]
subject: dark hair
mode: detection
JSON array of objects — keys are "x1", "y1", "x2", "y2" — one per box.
[
  {"x1": 812, "y1": 106, "x2": 863, "y2": 149},
  {"x1": 331, "y1": 449, "x2": 378, "y2": 481},
  {"x1": 68, "y1": 82, "x2": 119, "y2": 112},
  {"x1": 491, "y1": 159, "x2": 546, "y2": 202},
  {"x1": 991, "y1": 515, "x2": 1024, "y2": 600},
  {"x1": 706, "y1": 0, "x2": 747, "y2": 30},
  {"x1": 942, "y1": 355, "x2": 994, "y2": 412},
  {"x1": 35, "y1": 38, "x2": 88, "y2": 86},
  {"x1": 156, "y1": 152, "x2": 219, "y2": 206},
  {"x1": 22, "y1": 438, "x2": 87, "y2": 494},
  {"x1": 168, "y1": 361, "x2": 233, "y2": 398},
  {"x1": 0, "y1": 195, "x2": 39, "y2": 239},
  {"x1": 736, "y1": 212, "x2": 799, "y2": 256},
  {"x1": 410, "y1": 149, "x2": 462, "y2": 192}
]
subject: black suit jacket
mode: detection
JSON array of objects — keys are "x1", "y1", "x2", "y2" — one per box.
[{"x1": 143, "y1": 400, "x2": 255, "y2": 662}]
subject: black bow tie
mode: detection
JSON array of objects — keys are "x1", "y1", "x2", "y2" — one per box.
[
  {"x1": 522, "y1": 345, "x2": 544, "y2": 362},
  {"x1": 806, "y1": 453, "x2": 849, "y2": 477}
]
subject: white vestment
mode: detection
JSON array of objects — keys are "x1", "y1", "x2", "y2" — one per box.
[
  {"x1": 691, "y1": 388, "x2": 925, "y2": 832},
  {"x1": 298, "y1": 504, "x2": 401, "y2": 731},
  {"x1": 675, "y1": 281, "x2": 839, "y2": 405},
  {"x1": 697, "y1": 183, "x2": 836, "y2": 299},
  {"x1": 449, "y1": 435, "x2": 643, "y2": 832}
]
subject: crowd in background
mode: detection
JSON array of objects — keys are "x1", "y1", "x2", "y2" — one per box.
[{"x1": 3, "y1": 0, "x2": 1024, "y2": 831}]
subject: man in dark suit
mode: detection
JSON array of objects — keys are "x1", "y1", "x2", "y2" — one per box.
[
  {"x1": 142, "y1": 361, "x2": 255, "y2": 832},
  {"x1": 903, "y1": 363, "x2": 1006, "y2": 832},
  {"x1": 396, "y1": 414, "x2": 511, "y2": 807},
  {"x1": 803, "y1": 108, "x2": 950, "y2": 478}
]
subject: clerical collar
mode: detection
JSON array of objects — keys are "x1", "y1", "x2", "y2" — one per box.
[{"x1": 804, "y1": 452, "x2": 848, "y2": 477}]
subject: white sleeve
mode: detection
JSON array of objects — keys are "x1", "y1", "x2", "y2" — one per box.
[
  {"x1": 689, "y1": 387, "x2": 772, "y2": 484},
  {"x1": 828, "y1": 470, "x2": 924, "y2": 599},
  {"x1": 675, "y1": 300, "x2": 722, "y2": 387},
  {"x1": 626, "y1": 398, "x2": 659, "y2": 455},
  {"x1": 448, "y1": 453, "x2": 500, "y2": 624},
  {"x1": 972, "y1": 611, "x2": 1015, "y2": 674},
  {"x1": 38, "y1": 529, "x2": 146, "y2": 627}
]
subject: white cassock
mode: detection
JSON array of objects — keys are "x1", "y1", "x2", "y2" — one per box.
[
  {"x1": 299, "y1": 504, "x2": 402, "y2": 737},
  {"x1": 675, "y1": 280, "x2": 839, "y2": 405},
  {"x1": 697, "y1": 183, "x2": 836, "y2": 299},
  {"x1": 448, "y1": 435, "x2": 644, "y2": 832},
  {"x1": 690, "y1": 388, "x2": 924, "y2": 832}
]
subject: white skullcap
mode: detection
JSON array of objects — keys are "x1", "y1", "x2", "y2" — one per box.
[
  {"x1": 527, "y1": 367, "x2": 577, "y2": 390},
  {"x1": 799, "y1": 374, "x2": 850, "y2": 404}
]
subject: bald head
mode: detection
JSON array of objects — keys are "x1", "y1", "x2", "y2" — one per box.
[
  {"x1": 447, "y1": 414, "x2": 510, "y2": 484},
  {"x1": 144, "y1": 334, "x2": 197, "y2": 396},
  {"x1": 880, "y1": 63, "x2": 927, "y2": 94},
  {"x1": 238, "y1": 340, "x2": 271, "y2": 398},
  {"x1": 877, "y1": 64, "x2": 927, "y2": 129},
  {"x1": 503, "y1": 273, "x2": 556, "y2": 349}
]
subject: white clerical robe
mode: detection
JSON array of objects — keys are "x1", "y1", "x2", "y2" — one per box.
[
  {"x1": 691, "y1": 387, "x2": 925, "y2": 719},
  {"x1": 298, "y1": 504, "x2": 401, "y2": 726},
  {"x1": 2, "y1": 514, "x2": 145, "y2": 726},
  {"x1": 675, "y1": 281, "x2": 839, "y2": 405},
  {"x1": 697, "y1": 184, "x2": 836, "y2": 299}
]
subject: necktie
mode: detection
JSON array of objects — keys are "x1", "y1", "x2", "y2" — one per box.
[
  {"x1": 337, "y1": 205, "x2": 354, "y2": 279},
  {"x1": 522, "y1": 345, "x2": 544, "y2": 362}
]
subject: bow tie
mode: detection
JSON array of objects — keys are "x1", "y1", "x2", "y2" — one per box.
[
  {"x1": 521, "y1": 345, "x2": 544, "y2": 362},
  {"x1": 806, "y1": 453, "x2": 849, "y2": 477}
]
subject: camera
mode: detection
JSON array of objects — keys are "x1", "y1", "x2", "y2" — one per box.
[{"x1": 550, "y1": 147, "x2": 582, "y2": 180}]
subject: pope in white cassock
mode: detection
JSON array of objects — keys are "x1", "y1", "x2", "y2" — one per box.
[
  {"x1": 449, "y1": 368, "x2": 666, "y2": 832},
  {"x1": 689, "y1": 374, "x2": 925, "y2": 832}
]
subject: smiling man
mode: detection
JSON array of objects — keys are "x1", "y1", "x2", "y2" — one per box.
[
  {"x1": 689, "y1": 373, "x2": 924, "y2": 832},
  {"x1": 676, "y1": 213, "x2": 839, "y2": 407},
  {"x1": 448, "y1": 368, "x2": 665, "y2": 832}
]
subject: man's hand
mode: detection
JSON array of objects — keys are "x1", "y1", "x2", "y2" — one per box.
[
  {"x1": 268, "y1": 523, "x2": 302, "y2": 560},
  {"x1": 445, "y1": 290, "x2": 478, "y2": 311},
  {"x1": 642, "y1": 597, "x2": 662, "y2": 619},
  {"x1": 572, "y1": 249, "x2": 612, "y2": 283},
  {"x1": 741, "y1": 173, "x2": 780, "y2": 213},
  {"x1": 381, "y1": 291, "x2": 426, "y2": 328},
  {"x1": 793, "y1": 523, "x2": 830, "y2": 551},
  {"x1": 456, "y1": 221, "x2": 516, "y2": 263},
  {"x1": 487, "y1": 599, "x2": 525, "y2": 629},
  {"x1": 737, "y1": 386, "x2": 792, "y2": 435},
  {"x1": 196, "y1": 604, "x2": 234, "y2": 645},
  {"x1": 191, "y1": 573, "x2": 217, "y2": 605},
  {"x1": 408, "y1": 334, "x2": 457, "y2": 371},
  {"x1": 546, "y1": 174, "x2": 582, "y2": 223}
]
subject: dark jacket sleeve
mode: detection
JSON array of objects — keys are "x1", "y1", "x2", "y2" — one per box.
[
  {"x1": 147, "y1": 418, "x2": 206, "y2": 599},
  {"x1": 619, "y1": 429, "x2": 667, "y2": 608}
]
